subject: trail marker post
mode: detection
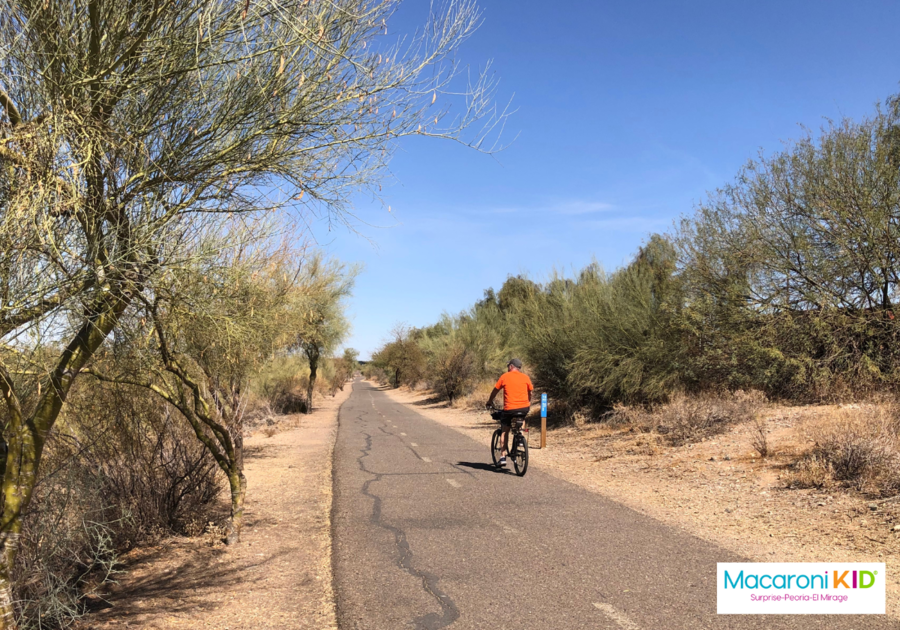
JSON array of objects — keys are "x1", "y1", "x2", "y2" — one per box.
[{"x1": 540, "y1": 393, "x2": 547, "y2": 449}]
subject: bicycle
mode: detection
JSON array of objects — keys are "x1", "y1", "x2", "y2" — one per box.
[{"x1": 488, "y1": 407, "x2": 529, "y2": 476}]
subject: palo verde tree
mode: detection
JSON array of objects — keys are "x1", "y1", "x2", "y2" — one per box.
[
  {"x1": 329, "y1": 347, "x2": 361, "y2": 394},
  {"x1": 291, "y1": 254, "x2": 355, "y2": 412},
  {"x1": 0, "y1": 0, "x2": 505, "y2": 624},
  {"x1": 371, "y1": 324, "x2": 425, "y2": 387},
  {"x1": 89, "y1": 225, "x2": 307, "y2": 545},
  {"x1": 677, "y1": 101, "x2": 900, "y2": 395}
]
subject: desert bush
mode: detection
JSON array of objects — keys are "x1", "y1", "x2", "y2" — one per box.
[
  {"x1": 512, "y1": 273, "x2": 584, "y2": 408},
  {"x1": 329, "y1": 350, "x2": 359, "y2": 395},
  {"x1": 361, "y1": 364, "x2": 390, "y2": 385},
  {"x1": 15, "y1": 488, "x2": 122, "y2": 630},
  {"x1": 452, "y1": 379, "x2": 498, "y2": 410},
  {"x1": 510, "y1": 238, "x2": 686, "y2": 413},
  {"x1": 313, "y1": 358, "x2": 337, "y2": 398},
  {"x1": 263, "y1": 426, "x2": 279, "y2": 438},
  {"x1": 252, "y1": 357, "x2": 311, "y2": 414},
  {"x1": 429, "y1": 343, "x2": 476, "y2": 403},
  {"x1": 603, "y1": 402, "x2": 652, "y2": 428},
  {"x1": 10, "y1": 380, "x2": 221, "y2": 629},
  {"x1": 664, "y1": 390, "x2": 766, "y2": 445},
  {"x1": 371, "y1": 326, "x2": 426, "y2": 388},
  {"x1": 261, "y1": 376, "x2": 309, "y2": 414},
  {"x1": 611, "y1": 390, "x2": 766, "y2": 446},
  {"x1": 790, "y1": 406, "x2": 900, "y2": 495},
  {"x1": 69, "y1": 387, "x2": 221, "y2": 541},
  {"x1": 566, "y1": 237, "x2": 685, "y2": 407},
  {"x1": 405, "y1": 102, "x2": 900, "y2": 409},
  {"x1": 787, "y1": 455, "x2": 836, "y2": 490},
  {"x1": 677, "y1": 103, "x2": 900, "y2": 400},
  {"x1": 750, "y1": 416, "x2": 770, "y2": 458}
]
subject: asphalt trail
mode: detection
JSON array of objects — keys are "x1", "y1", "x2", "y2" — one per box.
[{"x1": 332, "y1": 380, "x2": 897, "y2": 630}]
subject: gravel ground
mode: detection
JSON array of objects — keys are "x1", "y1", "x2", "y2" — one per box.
[{"x1": 382, "y1": 387, "x2": 900, "y2": 619}]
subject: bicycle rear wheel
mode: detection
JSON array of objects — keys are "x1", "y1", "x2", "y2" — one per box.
[
  {"x1": 512, "y1": 434, "x2": 528, "y2": 476},
  {"x1": 491, "y1": 429, "x2": 503, "y2": 467}
]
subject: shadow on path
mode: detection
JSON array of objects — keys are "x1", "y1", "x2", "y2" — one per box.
[{"x1": 455, "y1": 461, "x2": 515, "y2": 474}]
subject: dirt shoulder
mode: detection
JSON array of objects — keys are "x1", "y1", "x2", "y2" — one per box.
[
  {"x1": 382, "y1": 386, "x2": 900, "y2": 618},
  {"x1": 81, "y1": 387, "x2": 351, "y2": 630}
]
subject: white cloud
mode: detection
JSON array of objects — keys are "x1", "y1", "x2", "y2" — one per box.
[
  {"x1": 488, "y1": 199, "x2": 614, "y2": 215},
  {"x1": 550, "y1": 200, "x2": 615, "y2": 215}
]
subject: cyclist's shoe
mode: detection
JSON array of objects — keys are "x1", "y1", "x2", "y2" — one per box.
[{"x1": 498, "y1": 456, "x2": 507, "y2": 467}]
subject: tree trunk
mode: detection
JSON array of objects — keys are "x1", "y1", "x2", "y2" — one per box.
[
  {"x1": 306, "y1": 351, "x2": 318, "y2": 414},
  {"x1": 225, "y1": 391, "x2": 246, "y2": 545},
  {"x1": 0, "y1": 296, "x2": 128, "y2": 630},
  {"x1": 224, "y1": 469, "x2": 247, "y2": 545},
  {"x1": 0, "y1": 534, "x2": 17, "y2": 629}
]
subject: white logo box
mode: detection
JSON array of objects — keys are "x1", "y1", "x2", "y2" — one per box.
[{"x1": 717, "y1": 563, "x2": 885, "y2": 615}]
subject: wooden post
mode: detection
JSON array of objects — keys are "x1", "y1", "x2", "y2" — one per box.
[{"x1": 540, "y1": 393, "x2": 547, "y2": 449}]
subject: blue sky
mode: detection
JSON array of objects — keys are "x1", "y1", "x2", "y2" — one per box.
[{"x1": 316, "y1": 0, "x2": 900, "y2": 359}]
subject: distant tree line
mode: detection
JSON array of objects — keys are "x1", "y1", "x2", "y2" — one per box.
[{"x1": 370, "y1": 98, "x2": 900, "y2": 410}]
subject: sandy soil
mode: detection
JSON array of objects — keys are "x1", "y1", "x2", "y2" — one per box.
[
  {"x1": 382, "y1": 387, "x2": 900, "y2": 618},
  {"x1": 79, "y1": 387, "x2": 351, "y2": 630}
]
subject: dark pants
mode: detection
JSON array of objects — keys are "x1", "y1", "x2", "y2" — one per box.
[{"x1": 496, "y1": 407, "x2": 529, "y2": 428}]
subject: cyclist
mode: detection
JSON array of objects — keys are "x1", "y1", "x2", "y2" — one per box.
[{"x1": 485, "y1": 358, "x2": 533, "y2": 466}]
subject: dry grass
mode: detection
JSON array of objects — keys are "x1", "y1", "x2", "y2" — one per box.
[
  {"x1": 788, "y1": 403, "x2": 900, "y2": 496},
  {"x1": 750, "y1": 415, "x2": 770, "y2": 458},
  {"x1": 607, "y1": 390, "x2": 767, "y2": 446},
  {"x1": 452, "y1": 380, "x2": 496, "y2": 410}
]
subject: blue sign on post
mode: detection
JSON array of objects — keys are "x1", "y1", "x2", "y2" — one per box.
[{"x1": 541, "y1": 393, "x2": 548, "y2": 418}]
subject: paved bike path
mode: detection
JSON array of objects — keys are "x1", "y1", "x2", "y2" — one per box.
[{"x1": 332, "y1": 380, "x2": 897, "y2": 630}]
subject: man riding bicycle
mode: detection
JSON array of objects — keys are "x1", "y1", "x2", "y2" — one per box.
[{"x1": 485, "y1": 358, "x2": 533, "y2": 466}]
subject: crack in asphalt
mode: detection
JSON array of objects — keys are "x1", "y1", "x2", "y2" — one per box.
[{"x1": 356, "y1": 416, "x2": 460, "y2": 630}]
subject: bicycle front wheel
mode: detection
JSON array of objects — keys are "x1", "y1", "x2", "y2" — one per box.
[
  {"x1": 512, "y1": 434, "x2": 528, "y2": 476},
  {"x1": 491, "y1": 429, "x2": 503, "y2": 467}
]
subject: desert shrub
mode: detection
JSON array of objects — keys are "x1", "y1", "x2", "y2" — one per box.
[
  {"x1": 429, "y1": 343, "x2": 476, "y2": 403},
  {"x1": 371, "y1": 327, "x2": 426, "y2": 388},
  {"x1": 72, "y1": 391, "x2": 221, "y2": 540},
  {"x1": 313, "y1": 358, "x2": 337, "y2": 397},
  {"x1": 790, "y1": 406, "x2": 900, "y2": 495},
  {"x1": 512, "y1": 238, "x2": 686, "y2": 413},
  {"x1": 62, "y1": 382, "x2": 221, "y2": 540},
  {"x1": 12, "y1": 380, "x2": 222, "y2": 629},
  {"x1": 263, "y1": 425, "x2": 279, "y2": 438},
  {"x1": 263, "y1": 376, "x2": 308, "y2": 414},
  {"x1": 329, "y1": 351, "x2": 358, "y2": 395},
  {"x1": 328, "y1": 367, "x2": 347, "y2": 396},
  {"x1": 603, "y1": 402, "x2": 651, "y2": 427},
  {"x1": 252, "y1": 356, "x2": 310, "y2": 414},
  {"x1": 750, "y1": 416, "x2": 770, "y2": 458},
  {"x1": 786, "y1": 455, "x2": 836, "y2": 490},
  {"x1": 15, "y1": 480, "x2": 122, "y2": 630},
  {"x1": 677, "y1": 104, "x2": 900, "y2": 401},
  {"x1": 361, "y1": 364, "x2": 390, "y2": 384},
  {"x1": 513, "y1": 274, "x2": 583, "y2": 408},
  {"x1": 662, "y1": 391, "x2": 766, "y2": 445},
  {"x1": 452, "y1": 379, "x2": 498, "y2": 410},
  {"x1": 611, "y1": 390, "x2": 766, "y2": 446},
  {"x1": 566, "y1": 237, "x2": 685, "y2": 407}
]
